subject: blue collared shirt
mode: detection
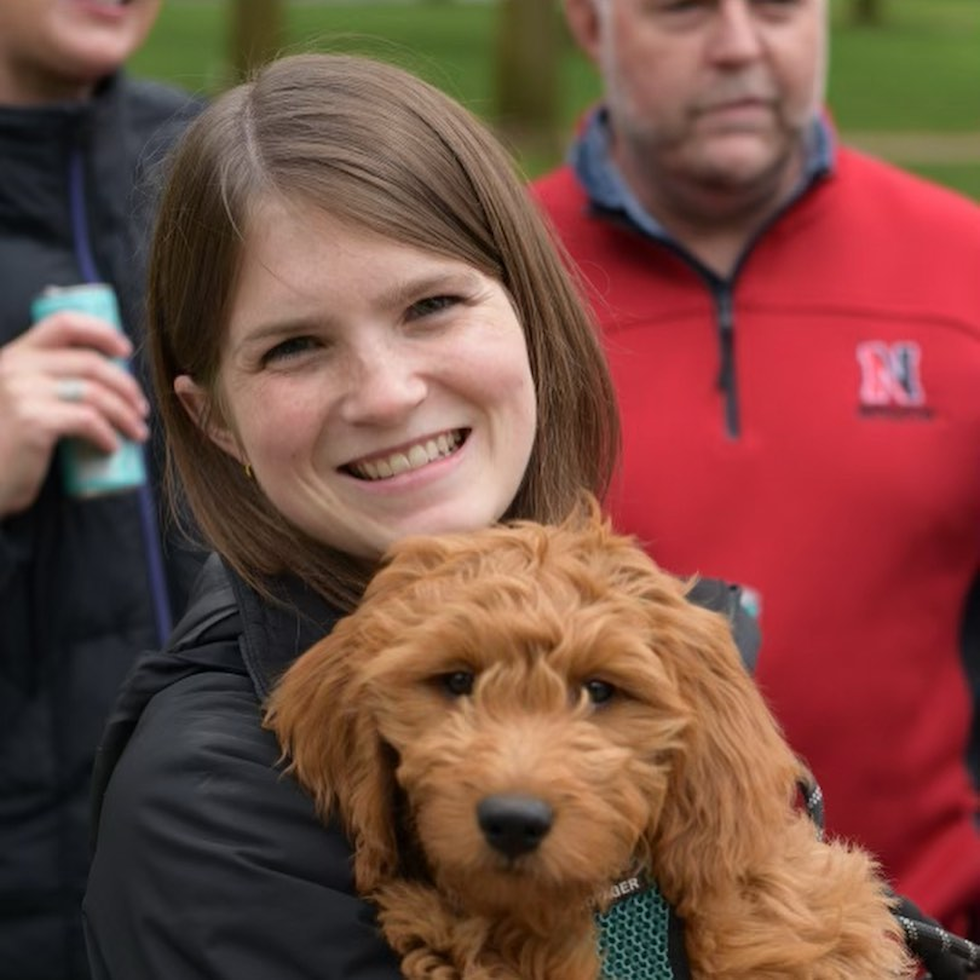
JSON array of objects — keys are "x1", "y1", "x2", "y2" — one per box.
[{"x1": 569, "y1": 105, "x2": 835, "y2": 250}]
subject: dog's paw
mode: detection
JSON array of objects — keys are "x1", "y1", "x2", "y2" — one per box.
[
  {"x1": 376, "y1": 881, "x2": 468, "y2": 977},
  {"x1": 400, "y1": 947, "x2": 462, "y2": 980}
]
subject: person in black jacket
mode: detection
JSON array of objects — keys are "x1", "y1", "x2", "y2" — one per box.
[
  {"x1": 0, "y1": 2, "x2": 204, "y2": 977},
  {"x1": 80, "y1": 52, "x2": 762, "y2": 979}
]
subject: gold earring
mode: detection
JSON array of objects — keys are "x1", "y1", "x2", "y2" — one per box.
[{"x1": 243, "y1": 461, "x2": 253, "y2": 480}]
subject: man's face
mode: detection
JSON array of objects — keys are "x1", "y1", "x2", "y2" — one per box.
[
  {"x1": 0, "y1": 0, "x2": 163, "y2": 104},
  {"x1": 570, "y1": 0, "x2": 827, "y2": 202}
]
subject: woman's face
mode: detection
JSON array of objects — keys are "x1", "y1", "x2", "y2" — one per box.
[{"x1": 176, "y1": 197, "x2": 538, "y2": 561}]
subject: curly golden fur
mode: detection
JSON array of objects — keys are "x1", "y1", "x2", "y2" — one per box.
[{"x1": 265, "y1": 500, "x2": 912, "y2": 980}]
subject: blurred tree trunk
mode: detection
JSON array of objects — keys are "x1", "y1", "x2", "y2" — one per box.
[
  {"x1": 493, "y1": 0, "x2": 561, "y2": 166},
  {"x1": 230, "y1": 0, "x2": 286, "y2": 83},
  {"x1": 852, "y1": 0, "x2": 884, "y2": 25}
]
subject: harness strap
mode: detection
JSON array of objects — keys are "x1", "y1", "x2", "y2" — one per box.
[{"x1": 595, "y1": 873, "x2": 690, "y2": 980}]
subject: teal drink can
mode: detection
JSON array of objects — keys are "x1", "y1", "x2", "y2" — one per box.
[{"x1": 30, "y1": 283, "x2": 146, "y2": 498}]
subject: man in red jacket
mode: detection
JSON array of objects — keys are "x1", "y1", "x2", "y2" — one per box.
[{"x1": 533, "y1": 0, "x2": 980, "y2": 948}]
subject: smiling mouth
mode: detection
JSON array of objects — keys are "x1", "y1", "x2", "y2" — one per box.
[{"x1": 345, "y1": 429, "x2": 467, "y2": 481}]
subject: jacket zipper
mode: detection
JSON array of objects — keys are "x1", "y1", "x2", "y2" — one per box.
[
  {"x1": 592, "y1": 160, "x2": 829, "y2": 442},
  {"x1": 715, "y1": 287, "x2": 739, "y2": 439}
]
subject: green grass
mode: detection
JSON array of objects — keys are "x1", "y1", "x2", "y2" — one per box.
[
  {"x1": 130, "y1": 0, "x2": 980, "y2": 197},
  {"x1": 905, "y1": 163, "x2": 980, "y2": 200},
  {"x1": 129, "y1": 3, "x2": 501, "y2": 105},
  {"x1": 827, "y1": 0, "x2": 980, "y2": 132}
]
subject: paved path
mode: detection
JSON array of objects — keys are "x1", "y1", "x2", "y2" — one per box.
[{"x1": 841, "y1": 131, "x2": 980, "y2": 165}]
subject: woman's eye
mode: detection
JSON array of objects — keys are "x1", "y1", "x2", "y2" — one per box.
[
  {"x1": 262, "y1": 336, "x2": 318, "y2": 364},
  {"x1": 407, "y1": 295, "x2": 460, "y2": 320},
  {"x1": 439, "y1": 670, "x2": 475, "y2": 697},
  {"x1": 583, "y1": 679, "x2": 616, "y2": 705}
]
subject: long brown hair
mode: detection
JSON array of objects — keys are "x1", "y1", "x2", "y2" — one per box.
[{"x1": 149, "y1": 53, "x2": 619, "y2": 609}]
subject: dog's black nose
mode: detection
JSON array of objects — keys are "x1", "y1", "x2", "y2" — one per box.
[{"x1": 477, "y1": 794, "x2": 553, "y2": 858}]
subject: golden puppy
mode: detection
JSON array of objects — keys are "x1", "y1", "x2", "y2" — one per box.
[{"x1": 265, "y1": 501, "x2": 911, "y2": 980}]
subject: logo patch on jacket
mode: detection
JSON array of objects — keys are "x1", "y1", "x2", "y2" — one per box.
[{"x1": 856, "y1": 341, "x2": 930, "y2": 418}]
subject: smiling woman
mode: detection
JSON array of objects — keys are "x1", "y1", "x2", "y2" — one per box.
[
  {"x1": 81, "y1": 51, "x2": 622, "y2": 980},
  {"x1": 144, "y1": 52, "x2": 619, "y2": 609}
]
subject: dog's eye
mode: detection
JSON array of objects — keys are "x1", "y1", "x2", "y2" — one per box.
[
  {"x1": 583, "y1": 679, "x2": 615, "y2": 705},
  {"x1": 440, "y1": 671, "x2": 475, "y2": 697}
]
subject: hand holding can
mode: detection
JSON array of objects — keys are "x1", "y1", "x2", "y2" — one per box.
[{"x1": 30, "y1": 284, "x2": 148, "y2": 498}]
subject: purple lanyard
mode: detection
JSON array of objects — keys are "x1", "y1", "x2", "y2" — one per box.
[{"x1": 69, "y1": 147, "x2": 172, "y2": 646}]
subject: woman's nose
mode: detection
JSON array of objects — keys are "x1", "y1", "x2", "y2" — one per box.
[{"x1": 339, "y1": 345, "x2": 428, "y2": 424}]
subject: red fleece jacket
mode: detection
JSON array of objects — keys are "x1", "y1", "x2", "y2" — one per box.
[{"x1": 534, "y1": 147, "x2": 980, "y2": 937}]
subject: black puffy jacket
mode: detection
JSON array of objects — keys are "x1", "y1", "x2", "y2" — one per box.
[
  {"x1": 0, "y1": 73, "x2": 203, "y2": 979},
  {"x1": 83, "y1": 554, "x2": 757, "y2": 979}
]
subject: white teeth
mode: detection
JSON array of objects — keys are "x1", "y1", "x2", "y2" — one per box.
[
  {"x1": 408, "y1": 445, "x2": 429, "y2": 468},
  {"x1": 349, "y1": 430, "x2": 462, "y2": 481},
  {"x1": 389, "y1": 453, "x2": 411, "y2": 476}
]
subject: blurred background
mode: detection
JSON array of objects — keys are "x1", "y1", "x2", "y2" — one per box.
[{"x1": 133, "y1": 0, "x2": 980, "y2": 199}]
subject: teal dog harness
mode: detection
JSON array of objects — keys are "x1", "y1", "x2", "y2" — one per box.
[{"x1": 595, "y1": 872, "x2": 688, "y2": 980}]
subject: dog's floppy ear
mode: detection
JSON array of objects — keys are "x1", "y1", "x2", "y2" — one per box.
[
  {"x1": 541, "y1": 504, "x2": 805, "y2": 896},
  {"x1": 263, "y1": 620, "x2": 400, "y2": 894},
  {"x1": 264, "y1": 533, "x2": 472, "y2": 894},
  {"x1": 643, "y1": 581, "x2": 805, "y2": 903}
]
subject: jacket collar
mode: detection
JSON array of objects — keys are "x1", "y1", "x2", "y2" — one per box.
[
  {"x1": 225, "y1": 558, "x2": 345, "y2": 700},
  {"x1": 569, "y1": 105, "x2": 835, "y2": 244},
  {"x1": 0, "y1": 72, "x2": 121, "y2": 147},
  {"x1": 0, "y1": 73, "x2": 128, "y2": 287}
]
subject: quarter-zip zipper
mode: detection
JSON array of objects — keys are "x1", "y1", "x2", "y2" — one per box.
[
  {"x1": 594, "y1": 215, "x2": 744, "y2": 439},
  {"x1": 583, "y1": 120, "x2": 831, "y2": 442},
  {"x1": 715, "y1": 287, "x2": 739, "y2": 439}
]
